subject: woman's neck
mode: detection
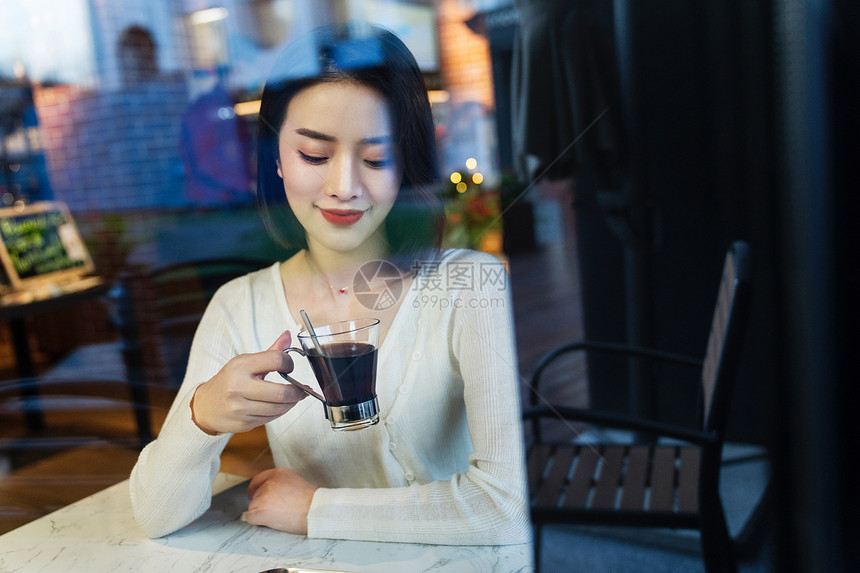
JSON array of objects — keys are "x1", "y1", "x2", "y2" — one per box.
[{"x1": 303, "y1": 235, "x2": 389, "y2": 287}]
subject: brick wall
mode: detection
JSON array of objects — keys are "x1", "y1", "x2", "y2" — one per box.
[
  {"x1": 21, "y1": 77, "x2": 194, "y2": 360},
  {"x1": 33, "y1": 76, "x2": 188, "y2": 212},
  {"x1": 437, "y1": 0, "x2": 496, "y2": 108}
]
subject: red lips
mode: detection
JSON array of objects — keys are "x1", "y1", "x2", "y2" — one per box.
[{"x1": 319, "y1": 208, "x2": 365, "y2": 226}]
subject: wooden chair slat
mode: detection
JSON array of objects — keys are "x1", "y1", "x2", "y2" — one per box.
[
  {"x1": 564, "y1": 445, "x2": 600, "y2": 508},
  {"x1": 678, "y1": 447, "x2": 701, "y2": 513},
  {"x1": 536, "y1": 445, "x2": 576, "y2": 507},
  {"x1": 649, "y1": 447, "x2": 678, "y2": 512},
  {"x1": 591, "y1": 446, "x2": 625, "y2": 509},
  {"x1": 619, "y1": 446, "x2": 649, "y2": 510}
]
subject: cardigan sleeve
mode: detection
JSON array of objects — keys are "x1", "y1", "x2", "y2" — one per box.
[
  {"x1": 307, "y1": 251, "x2": 531, "y2": 545},
  {"x1": 128, "y1": 280, "x2": 248, "y2": 538}
]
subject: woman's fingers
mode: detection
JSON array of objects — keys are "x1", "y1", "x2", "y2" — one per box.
[
  {"x1": 234, "y1": 346, "x2": 294, "y2": 380},
  {"x1": 259, "y1": 330, "x2": 297, "y2": 376},
  {"x1": 244, "y1": 467, "x2": 317, "y2": 535},
  {"x1": 191, "y1": 332, "x2": 308, "y2": 434},
  {"x1": 246, "y1": 468, "x2": 275, "y2": 499},
  {"x1": 235, "y1": 330, "x2": 307, "y2": 402},
  {"x1": 242, "y1": 380, "x2": 307, "y2": 407},
  {"x1": 268, "y1": 330, "x2": 292, "y2": 352}
]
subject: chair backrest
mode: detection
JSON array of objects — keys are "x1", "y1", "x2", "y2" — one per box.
[
  {"x1": 700, "y1": 241, "x2": 752, "y2": 436},
  {"x1": 0, "y1": 376, "x2": 167, "y2": 451},
  {"x1": 0, "y1": 375, "x2": 170, "y2": 532},
  {"x1": 117, "y1": 258, "x2": 271, "y2": 389}
]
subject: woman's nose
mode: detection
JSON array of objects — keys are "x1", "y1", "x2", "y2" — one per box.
[{"x1": 329, "y1": 153, "x2": 361, "y2": 200}]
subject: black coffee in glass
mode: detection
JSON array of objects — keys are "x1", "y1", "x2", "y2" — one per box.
[
  {"x1": 307, "y1": 341, "x2": 378, "y2": 406},
  {"x1": 282, "y1": 317, "x2": 381, "y2": 431}
]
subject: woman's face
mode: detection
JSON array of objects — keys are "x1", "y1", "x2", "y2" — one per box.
[{"x1": 277, "y1": 81, "x2": 401, "y2": 255}]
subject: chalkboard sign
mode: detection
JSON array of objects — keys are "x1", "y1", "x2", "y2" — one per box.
[{"x1": 0, "y1": 202, "x2": 94, "y2": 290}]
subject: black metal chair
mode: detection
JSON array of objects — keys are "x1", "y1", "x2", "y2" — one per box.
[
  {"x1": 115, "y1": 257, "x2": 271, "y2": 443},
  {"x1": 524, "y1": 241, "x2": 754, "y2": 573}
]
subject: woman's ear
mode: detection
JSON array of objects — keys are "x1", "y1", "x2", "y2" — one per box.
[{"x1": 276, "y1": 159, "x2": 283, "y2": 179}]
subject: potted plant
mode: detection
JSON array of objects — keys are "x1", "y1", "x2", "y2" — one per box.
[{"x1": 439, "y1": 169, "x2": 503, "y2": 253}]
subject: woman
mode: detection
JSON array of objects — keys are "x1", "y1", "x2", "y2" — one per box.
[{"x1": 129, "y1": 24, "x2": 530, "y2": 546}]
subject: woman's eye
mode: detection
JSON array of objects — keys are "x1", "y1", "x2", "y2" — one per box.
[
  {"x1": 364, "y1": 158, "x2": 392, "y2": 169},
  {"x1": 298, "y1": 151, "x2": 327, "y2": 165}
]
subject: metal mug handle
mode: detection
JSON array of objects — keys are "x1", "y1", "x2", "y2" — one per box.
[{"x1": 279, "y1": 348, "x2": 325, "y2": 402}]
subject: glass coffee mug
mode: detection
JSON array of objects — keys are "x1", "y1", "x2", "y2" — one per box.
[{"x1": 280, "y1": 318, "x2": 380, "y2": 431}]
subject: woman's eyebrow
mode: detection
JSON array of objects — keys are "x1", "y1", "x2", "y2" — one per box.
[
  {"x1": 361, "y1": 135, "x2": 393, "y2": 145},
  {"x1": 295, "y1": 128, "x2": 335, "y2": 142},
  {"x1": 294, "y1": 128, "x2": 392, "y2": 146}
]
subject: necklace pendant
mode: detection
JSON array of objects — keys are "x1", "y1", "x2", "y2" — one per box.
[{"x1": 339, "y1": 287, "x2": 348, "y2": 294}]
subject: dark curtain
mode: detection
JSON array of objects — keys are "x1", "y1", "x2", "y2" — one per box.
[{"x1": 510, "y1": 0, "x2": 625, "y2": 184}]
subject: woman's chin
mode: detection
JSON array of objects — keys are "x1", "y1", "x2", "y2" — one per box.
[{"x1": 308, "y1": 230, "x2": 388, "y2": 258}]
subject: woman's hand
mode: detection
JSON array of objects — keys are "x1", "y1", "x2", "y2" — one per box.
[
  {"x1": 191, "y1": 331, "x2": 307, "y2": 435},
  {"x1": 244, "y1": 467, "x2": 318, "y2": 535}
]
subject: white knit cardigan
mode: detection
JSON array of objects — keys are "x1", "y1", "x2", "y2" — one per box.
[{"x1": 129, "y1": 249, "x2": 531, "y2": 545}]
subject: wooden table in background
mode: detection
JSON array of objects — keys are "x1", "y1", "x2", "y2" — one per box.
[{"x1": 0, "y1": 278, "x2": 108, "y2": 429}]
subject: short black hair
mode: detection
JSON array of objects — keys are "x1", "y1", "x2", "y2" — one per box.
[{"x1": 256, "y1": 24, "x2": 442, "y2": 264}]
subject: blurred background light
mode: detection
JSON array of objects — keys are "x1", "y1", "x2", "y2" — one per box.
[{"x1": 189, "y1": 7, "x2": 228, "y2": 26}]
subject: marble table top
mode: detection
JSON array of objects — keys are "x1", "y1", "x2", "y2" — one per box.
[{"x1": 0, "y1": 474, "x2": 533, "y2": 572}]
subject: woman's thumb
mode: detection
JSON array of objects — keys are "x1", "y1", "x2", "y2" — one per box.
[{"x1": 269, "y1": 330, "x2": 292, "y2": 351}]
